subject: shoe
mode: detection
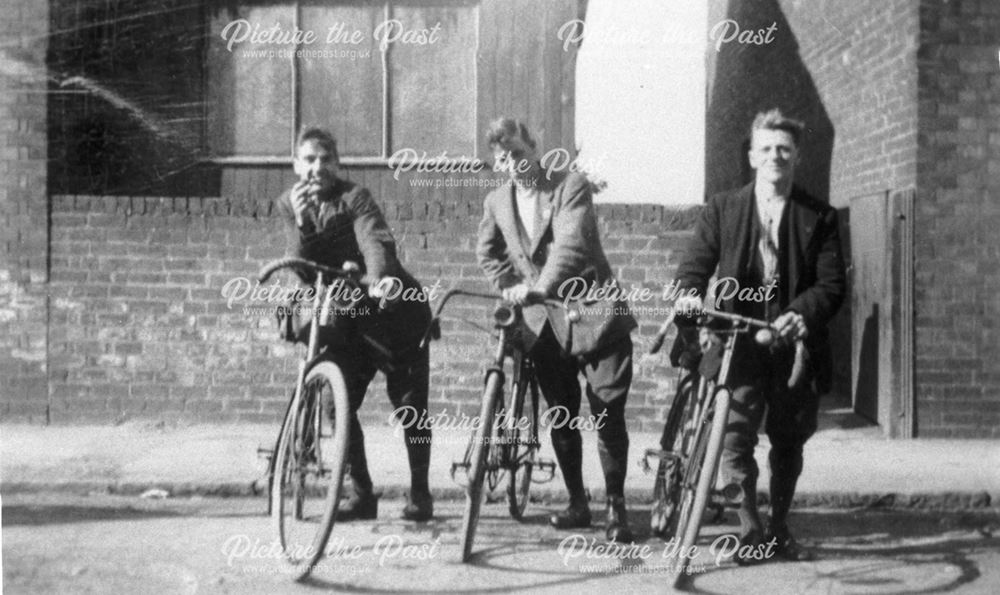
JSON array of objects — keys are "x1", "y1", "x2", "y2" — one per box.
[
  {"x1": 401, "y1": 491, "x2": 434, "y2": 522},
  {"x1": 335, "y1": 489, "x2": 379, "y2": 521},
  {"x1": 604, "y1": 496, "x2": 634, "y2": 543},
  {"x1": 765, "y1": 525, "x2": 815, "y2": 562},
  {"x1": 549, "y1": 501, "x2": 592, "y2": 529},
  {"x1": 730, "y1": 529, "x2": 767, "y2": 566}
]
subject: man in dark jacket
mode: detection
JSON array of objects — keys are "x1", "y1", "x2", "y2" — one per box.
[
  {"x1": 674, "y1": 109, "x2": 846, "y2": 561},
  {"x1": 276, "y1": 127, "x2": 433, "y2": 521},
  {"x1": 476, "y1": 118, "x2": 637, "y2": 542}
]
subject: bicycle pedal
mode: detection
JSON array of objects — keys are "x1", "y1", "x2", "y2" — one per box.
[
  {"x1": 531, "y1": 459, "x2": 557, "y2": 484},
  {"x1": 256, "y1": 446, "x2": 274, "y2": 460},
  {"x1": 450, "y1": 461, "x2": 471, "y2": 487},
  {"x1": 639, "y1": 448, "x2": 677, "y2": 474}
]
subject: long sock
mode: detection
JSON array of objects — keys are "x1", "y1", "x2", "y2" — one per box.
[
  {"x1": 738, "y1": 480, "x2": 764, "y2": 538},
  {"x1": 404, "y1": 428, "x2": 431, "y2": 496},
  {"x1": 551, "y1": 430, "x2": 586, "y2": 505},
  {"x1": 768, "y1": 445, "x2": 803, "y2": 529},
  {"x1": 348, "y1": 417, "x2": 373, "y2": 494}
]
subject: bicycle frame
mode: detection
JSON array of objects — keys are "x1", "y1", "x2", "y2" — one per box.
[
  {"x1": 645, "y1": 308, "x2": 782, "y2": 587},
  {"x1": 257, "y1": 257, "x2": 365, "y2": 579},
  {"x1": 425, "y1": 288, "x2": 572, "y2": 561}
]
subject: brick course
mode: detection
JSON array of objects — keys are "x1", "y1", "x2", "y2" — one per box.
[
  {"x1": 46, "y1": 185, "x2": 697, "y2": 431},
  {"x1": 0, "y1": 0, "x2": 49, "y2": 422},
  {"x1": 914, "y1": 0, "x2": 1000, "y2": 438}
]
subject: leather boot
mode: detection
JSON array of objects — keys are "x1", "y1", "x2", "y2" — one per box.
[
  {"x1": 401, "y1": 491, "x2": 434, "y2": 522},
  {"x1": 335, "y1": 486, "x2": 379, "y2": 521},
  {"x1": 549, "y1": 498, "x2": 592, "y2": 529},
  {"x1": 605, "y1": 495, "x2": 633, "y2": 543},
  {"x1": 765, "y1": 522, "x2": 815, "y2": 562}
]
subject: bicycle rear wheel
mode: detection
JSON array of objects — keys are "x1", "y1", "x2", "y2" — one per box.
[
  {"x1": 271, "y1": 361, "x2": 351, "y2": 580},
  {"x1": 460, "y1": 369, "x2": 503, "y2": 562},
  {"x1": 672, "y1": 386, "x2": 732, "y2": 587},
  {"x1": 507, "y1": 365, "x2": 538, "y2": 520},
  {"x1": 650, "y1": 373, "x2": 696, "y2": 536}
]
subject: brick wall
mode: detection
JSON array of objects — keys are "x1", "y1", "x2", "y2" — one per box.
[
  {"x1": 913, "y1": 0, "x2": 1000, "y2": 438},
  {"x1": 47, "y1": 179, "x2": 697, "y2": 431},
  {"x1": 0, "y1": 0, "x2": 49, "y2": 422}
]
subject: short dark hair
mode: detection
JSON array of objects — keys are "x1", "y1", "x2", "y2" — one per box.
[
  {"x1": 750, "y1": 109, "x2": 804, "y2": 146},
  {"x1": 295, "y1": 127, "x2": 339, "y2": 161},
  {"x1": 485, "y1": 117, "x2": 536, "y2": 150}
]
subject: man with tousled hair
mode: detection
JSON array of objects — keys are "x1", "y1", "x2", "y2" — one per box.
[
  {"x1": 674, "y1": 109, "x2": 846, "y2": 562},
  {"x1": 476, "y1": 117, "x2": 638, "y2": 543}
]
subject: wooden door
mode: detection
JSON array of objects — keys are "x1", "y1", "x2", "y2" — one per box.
[
  {"x1": 850, "y1": 193, "x2": 888, "y2": 425},
  {"x1": 849, "y1": 191, "x2": 915, "y2": 437}
]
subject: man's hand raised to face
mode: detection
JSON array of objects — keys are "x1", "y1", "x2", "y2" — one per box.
[{"x1": 290, "y1": 179, "x2": 320, "y2": 227}]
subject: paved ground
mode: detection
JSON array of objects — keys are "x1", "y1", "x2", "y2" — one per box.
[
  {"x1": 3, "y1": 493, "x2": 999, "y2": 594},
  {"x1": 2, "y1": 408, "x2": 999, "y2": 508}
]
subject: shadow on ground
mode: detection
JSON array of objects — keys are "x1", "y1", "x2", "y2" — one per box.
[{"x1": 2, "y1": 503, "x2": 182, "y2": 527}]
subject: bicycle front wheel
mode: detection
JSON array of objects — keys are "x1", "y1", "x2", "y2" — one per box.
[
  {"x1": 507, "y1": 367, "x2": 538, "y2": 520},
  {"x1": 460, "y1": 369, "x2": 503, "y2": 563},
  {"x1": 672, "y1": 386, "x2": 732, "y2": 587},
  {"x1": 271, "y1": 361, "x2": 351, "y2": 580},
  {"x1": 651, "y1": 373, "x2": 696, "y2": 536}
]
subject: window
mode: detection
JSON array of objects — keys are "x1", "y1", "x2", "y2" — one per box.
[{"x1": 206, "y1": 0, "x2": 478, "y2": 162}]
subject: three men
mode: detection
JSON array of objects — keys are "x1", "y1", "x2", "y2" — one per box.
[
  {"x1": 272, "y1": 109, "x2": 844, "y2": 557},
  {"x1": 674, "y1": 109, "x2": 846, "y2": 561},
  {"x1": 277, "y1": 127, "x2": 434, "y2": 521},
  {"x1": 475, "y1": 118, "x2": 638, "y2": 542}
]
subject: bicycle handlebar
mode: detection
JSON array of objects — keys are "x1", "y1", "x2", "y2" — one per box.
[
  {"x1": 648, "y1": 307, "x2": 775, "y2": 355},
  {"x1": 420, "y1": 288, "x2": 579, "y2": 350},
  {"x1": 257, "y1": 257, "x2": 363, "y2": 286}
]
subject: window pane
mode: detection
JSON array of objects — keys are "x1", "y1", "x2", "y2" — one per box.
[
  {"x1": 389, "y1": 2, "x2": 477, "y2": 156},
  {"x1": 299, "y1": 2, "x2": 384, "y2": 157},
  {"x1": 207, "y1": 3, "x2": 295, "y2": 156}
]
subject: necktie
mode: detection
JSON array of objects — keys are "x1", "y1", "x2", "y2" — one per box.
[{"x1": 759, "y1": 214, "x2": 779, "y2": 284}]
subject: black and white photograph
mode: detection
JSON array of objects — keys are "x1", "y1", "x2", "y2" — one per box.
[{"x1": 2, "y1": 0, "x2": 999, "y2": 592}]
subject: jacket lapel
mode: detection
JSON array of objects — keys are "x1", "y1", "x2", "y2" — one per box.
[
  {"x1": 732, "y1": 183, "x2": 755, "y2": 279},
  {"x1": 494, "y1": 182, "x2": 525, "y2": 254},
  {"x1": 786, "y1": 186, "x2": 819, "y2": 293}
]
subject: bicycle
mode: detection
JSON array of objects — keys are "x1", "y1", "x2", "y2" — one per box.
[
  {"x1": 643, "y1": 307, "x2": 792, "y2": 587},
  {"x1": 421, "y1": 289, "x2": 578, "y2": 562},
  {"x1": 257, "y1": 256, "x2": 369, "y2": 580}
]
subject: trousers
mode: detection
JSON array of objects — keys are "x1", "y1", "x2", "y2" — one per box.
[
  {"x1": 721, "y1": 335, "x2": 820, "y2": 532},
  {"x1": 528, "y1": 324, "x2": 633, "y2": 498}
]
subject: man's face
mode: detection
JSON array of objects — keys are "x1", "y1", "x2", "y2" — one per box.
[
  {"x1": 748, "y1": 128, "x2": 799, "y2": 185},
  {"x1": 293, "y1": 139, "x2": 338, "y2": 189},
  {"x1": 491, "y1": 133, "x2": 540, "y2": 184}
]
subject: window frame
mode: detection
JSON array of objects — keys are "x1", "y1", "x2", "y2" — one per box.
[{"x1": 201, "y1": 0, "x2": 480, "y2": 166}]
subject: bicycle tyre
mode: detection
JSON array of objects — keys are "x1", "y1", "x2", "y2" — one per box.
[
  {"x1": 651, "y1": 373, "x2": 697, "y2": 535},
  {"x1": 460, "y1": 369, "x2": 503, "y2": 563},
  {"x1": 264, "y1": 393, "x2": 296, "y2": 516},
  {"x1": 485, "y1": 396, "x2": 507, "y2": 494},
  {"x1": 271, "y1": 361, "x2": 351, "y2": 580},
  {"x1": 672, "y1": 387, "x2": 732, "y2": 587},
  {"x1": 507, "y1": 365, "x2": 537, "y2": 520}
]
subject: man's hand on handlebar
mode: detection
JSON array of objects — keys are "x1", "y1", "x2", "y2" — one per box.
[
  {"x1": 773, "y1": 310, "x2": 808, "y2": 342},
  {"x1": 673, "y1": 294, "x2": 703, "y2": 317},
  {"x1": 501, "y1": 283, "x2": 544, "y2": 306},
  {"x1": 368, "y1": 277, "x2": 399, "y2": 307}
]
